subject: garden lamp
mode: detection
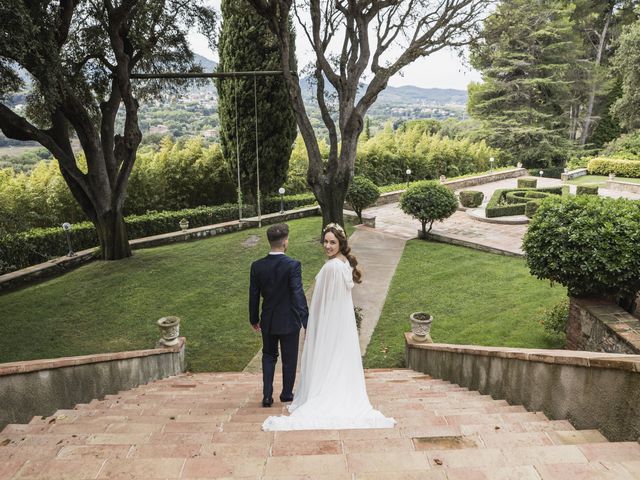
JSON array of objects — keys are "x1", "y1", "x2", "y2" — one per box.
[
  {"x1": 405, "y1": 168, "x2": 412, "y2": 188},
  {"x1": 490, "y1": 157, "x2": 494, "y2": 171},
  {"x1": 278, "y1": 187, "x2": 286, "y2": 214},
  {"x1": 61, "y1": 222, "x2": 75, "y2": 257},
  {"x1": 539, "y1": 170, "x2": 544, "y2": 178}
]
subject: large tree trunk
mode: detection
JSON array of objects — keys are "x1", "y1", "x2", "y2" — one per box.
[
  {"x1": 580, "y1": 10, "x2": 612, "y2": 146},
  {"x1": 95, "y1": 209, "x2": 131, "y2": 260}
]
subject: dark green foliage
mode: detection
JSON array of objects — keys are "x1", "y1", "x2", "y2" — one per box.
[
  {"x1": 517, "y1": 178, "x2": 538, "y2": 189},
  {"x1": 576, "y1": 185, "x2": 599, "y2": 195},
  {"x1": 589, "y1": 79, "x2": 624, "y2": 149},
  {"x1": 468, "y1": 0, "x2": 577, "y2": 167},
  {"x1": 602, "y1": 131, "x2": 640, "y2": 159},
  {"x1": 216, "y1": 0, "x2": 296, "y2": 199},
  {"x1": 399, "y1": 181, "x2": 458, "y2": 236},
  {"x1": 523, "y1": 195, "x2": 640, "y2": 308},
  {"x1": 458, "y1": 190, "x2": 484, "y2": 208},
  {"x1": 0, "y1": 204, "x2": 254, "y2": 275},
  {"x1": 587, "y1": 157, "x2": 640, "y2": 177},
  {"x1": 528, "y1": 167, "x2": 564, "y2": 179},
  {"x1": 346, "y1": 176, "x2": 381, "y2": 223},
  {"x1": 539, "y1": 297, "x2": 570, "y2": 335},
  {"x1": 525, "y1": 201, "x2": 541, "y2": 218},
  {"x1": 612, "y1": 19, "x2": 640, "y2": 129}
]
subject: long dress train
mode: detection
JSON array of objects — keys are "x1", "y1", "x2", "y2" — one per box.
[{"x1": 262, "y1": 258, "x2": 396, "y2": 431}]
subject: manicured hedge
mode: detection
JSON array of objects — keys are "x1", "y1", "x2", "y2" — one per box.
[
  {"x1": 527, "y1": 167, "x2": 564, "y2": 179},
  {"x1": 459, "y1": 190, "x2": 484, "y2": 208},
  {"x1": 517, "y1": 178, "x2": 537, "y2": 188},
  {"x1": 0, "y1": 204, "x2": 256, "y2": 275},
  {"x1": 576, "y1": 185, "x2": 599, "y2": 196},
  {"x1": 587, "y1": 157, "x2": 640, "y2": 177},
  {"x1": 262, "y1": 193, "x2": 317, "y2": 213},
  {"x1": 525, "y1": 201, "x2": 541, "y2": 218},
  {"x1": 485, "y1": 187, "x2": 565, "y2": 218}
]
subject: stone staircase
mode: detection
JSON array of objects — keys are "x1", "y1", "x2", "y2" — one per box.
[{"x1": 1, "y1": 369, "x2": 639, "y2": 479}]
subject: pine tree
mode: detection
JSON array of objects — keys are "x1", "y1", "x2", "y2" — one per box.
[
  {"x1": 216, "y1": 0, "x2": 297, "y2": 204},
  {"x1": 468, "y1": 0, "x2": 579, "y2": 168}
]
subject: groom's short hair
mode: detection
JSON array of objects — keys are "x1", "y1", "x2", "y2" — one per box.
[{"x1": 267, "y1": 223, "x2": 289, "y2": 247}]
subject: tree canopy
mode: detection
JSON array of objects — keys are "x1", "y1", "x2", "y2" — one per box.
[{"x1": 0, "y1": 0, "x2": 216, "y2": 259}]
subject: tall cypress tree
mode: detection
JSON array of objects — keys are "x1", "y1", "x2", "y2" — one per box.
[
  {"x1": 468, "y1": 0, "x2": 579, "y2": 168},
  {"x1": 216, "y1": 0, "x2": 297, "y2": 204}
]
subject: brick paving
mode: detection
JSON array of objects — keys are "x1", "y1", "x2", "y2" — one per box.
[{"x1": 2, "y1": 369, "x2": 639, "y2": 479}]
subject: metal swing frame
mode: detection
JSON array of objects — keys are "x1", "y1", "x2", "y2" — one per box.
[{"x1": 131, "y1": 70, "x2": 293, "y2": 228}]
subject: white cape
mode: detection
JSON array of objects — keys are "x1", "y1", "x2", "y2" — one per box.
[{"x1": 262, "y1": 258, "x2": 396, "y2": 431}]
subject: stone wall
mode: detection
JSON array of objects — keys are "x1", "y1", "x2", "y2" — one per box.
[
  {"x1": 0, "y1": 338, "x2": 186, "y2": 430},
  {"x1": 374, "y1": 168, "x2": 528, "y2": 205},
  {"x1": 561, "y1": 168, "x2": 588, "y2": 181},
  {"x1": 606, "y1": 179, "x2": 640, "y2": 194},
  {"x1": 405, "y1": 334, "x2": 640, "y2": 442},
  {"x1": 566, "y1": 298, "x2": 640, "y2": 354}
]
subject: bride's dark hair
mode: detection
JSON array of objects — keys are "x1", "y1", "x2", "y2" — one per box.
[{"x1": 323, "y1": 224, "x2": 362, "y2": 284}]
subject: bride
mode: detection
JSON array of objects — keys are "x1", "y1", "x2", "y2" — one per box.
[{"x1": 262, "y1": 223, "x2": 395, "y2": 431}]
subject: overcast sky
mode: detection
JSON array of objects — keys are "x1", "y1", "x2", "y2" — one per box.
[{"x1": 187, "y1": 2, "x2": 482, "y2": 91}]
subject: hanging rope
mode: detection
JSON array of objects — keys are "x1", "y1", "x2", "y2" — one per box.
[
  {"x1": 234, "y1": 78, "x2": 242, "y2": 222},
  {"x1": 254, "y1": 76, "x2": 261, "y2": 227}
]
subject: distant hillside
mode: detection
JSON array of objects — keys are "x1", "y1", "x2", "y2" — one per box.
[
  {"x1": 194, "y1": 54, "x2": 217, "y2": 73},
  {"x1": 299, "y1": 76, "x2": 466, "y2": 105}
]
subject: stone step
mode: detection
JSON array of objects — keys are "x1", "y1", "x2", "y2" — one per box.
[{"x1": 3, "y1": 369, "x2": 638, "y2": 480}]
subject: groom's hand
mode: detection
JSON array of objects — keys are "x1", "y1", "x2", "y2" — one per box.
[{"x1": 251, "y1": 323, "x2": 261, "y2": 332}]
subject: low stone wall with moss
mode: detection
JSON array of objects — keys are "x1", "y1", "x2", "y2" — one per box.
[{"x1": 566, "y1": 298, "x2": 640, "y2": 354}]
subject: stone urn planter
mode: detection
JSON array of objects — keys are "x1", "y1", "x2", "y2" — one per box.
[
  {"x1": 410, "y1": 312, "x2": 433, "y2": 342},
  {"x1": 157, "y1": 316, "x2": 181, "y2": 346},
  {"x1": 179, "y1": 218, "x2": 189, "y2": 231}
]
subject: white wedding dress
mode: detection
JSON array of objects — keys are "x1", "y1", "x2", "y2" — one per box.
[{"x1": 262, "y1": 258, "x2": 396, "y2": 431}]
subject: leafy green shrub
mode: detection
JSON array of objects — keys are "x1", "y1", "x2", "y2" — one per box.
[
  {"x1": 540, "y1": 298, "x2": 570, "y2": 335},
  {"x1": 346, "y1": 176, "x2": 380, "y2": 223},
  {"x1": 517, "y1": 178, "x2": 537, "y2": 188},
  {"x1": 262, "y1": 193, "x2": 316, "y2": 213},
  {"x1": 587, "y1": 157, "x2": 640, "y2": 178},
  {"x1": 523, "y1": 196, "x2": 640, "y2": 310},
  {"x1": 458, "y1": 190, "x2": 484, "y2": 208},
  {"x1": 400, "y1": 181, "x2": 458, "y2": 237},
  {"x1": 602, "y1": 132, "x2": 640, "y2": 159},
  {"x1": 0, "y1": 204, "x2": 255, "y2": 275},
  {"x1": 576, "y1": 185, "x2": 599, "y2": 196},
  {"x1": 525, "y1": 201, "x2": 541, "y2": 218}
]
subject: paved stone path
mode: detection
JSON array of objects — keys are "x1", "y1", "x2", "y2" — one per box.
[
  {"x1": 2, "y1": 369, "x2": 639, "y2": 479},
  {"x1": 244, "y1": 225, "x2": 406, "y2": 371}
]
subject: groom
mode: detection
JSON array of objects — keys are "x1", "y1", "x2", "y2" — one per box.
[{"x1": 249, "y1": 223, "x2": 308, "y2": 407}]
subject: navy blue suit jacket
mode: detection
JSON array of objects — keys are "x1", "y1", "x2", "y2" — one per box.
[{"x1": 249, "y1": 254, "x2": 309, "y2": 334}]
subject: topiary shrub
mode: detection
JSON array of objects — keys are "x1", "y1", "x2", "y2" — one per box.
[
  {"x1": 459, "y1": 190, "x2": 484, "y2": 208},
  {"x1": 517, "y1": 178, "x2": 538, "y2": 188},
  {"x1": 525, "y1": 200, "x2": 541, "y2": 218},
  {"x1": 523, "y1": 195, "x2": 640, "y2": 312},
  {"x1": 576, "y1": 185, "x2": 599, "y2": 196},
  {"x1": 539, "y1": 297, "x2": 570, "y2": 336},
  {"x1": 587, "y1": 157, "x2": 640, "y2": 177},
  {"x1": 346, "y1": 176, "x2": 380, "y2": 223},
  {"x1": 400, "y1": 181, "x2": 458, "y2": 237}
]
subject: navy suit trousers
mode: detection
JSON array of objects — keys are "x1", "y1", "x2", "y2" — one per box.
[{"x1": 261, "y1": 329, "x2": 300, "y2": 400}]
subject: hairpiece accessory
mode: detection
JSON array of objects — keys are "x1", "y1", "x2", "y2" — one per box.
[{"x1": 323, "y1": 222, "x2": 345, "y2": 235}]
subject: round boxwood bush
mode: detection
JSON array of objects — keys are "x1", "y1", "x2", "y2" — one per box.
[
  {"x1": 346, "y1": 176, "x2": 380, "y2": 223},
  {"x1": 459, "y1": 190, "x2": 484, "y2": 208},
  {"x1": 522, "y1": 195, "x2": 640, "y2": 311},
  {"x1": 400, "y1": 181, "x2": 458, "y2": 237}
]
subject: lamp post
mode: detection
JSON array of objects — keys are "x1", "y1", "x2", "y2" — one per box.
[
  {"x1": 278, "y1": 187, "x2": 286, "y2": 214},
  {"x1": 61, "y1": 222, "x2": 75, "y2": 257},
  {"x1": 539, "y1": 170, "x2": 544, "y2": 178},
  {"x1": 489, "y1": 157, "x2": 494, "y2": 172},
  {"x1": 405, "y1": 168, "x2": 412, "y2": 188}
]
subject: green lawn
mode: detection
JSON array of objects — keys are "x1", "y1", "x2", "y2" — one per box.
[
  {"x1": 566, "y1": 174, "x2": 640, "y2": 186},
  {"x1": 364, "y1": 241, "x2": 567, "y2": 368},
  {"x1": 0, "y1": 216, "x2": 351, "y2": 372}
]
